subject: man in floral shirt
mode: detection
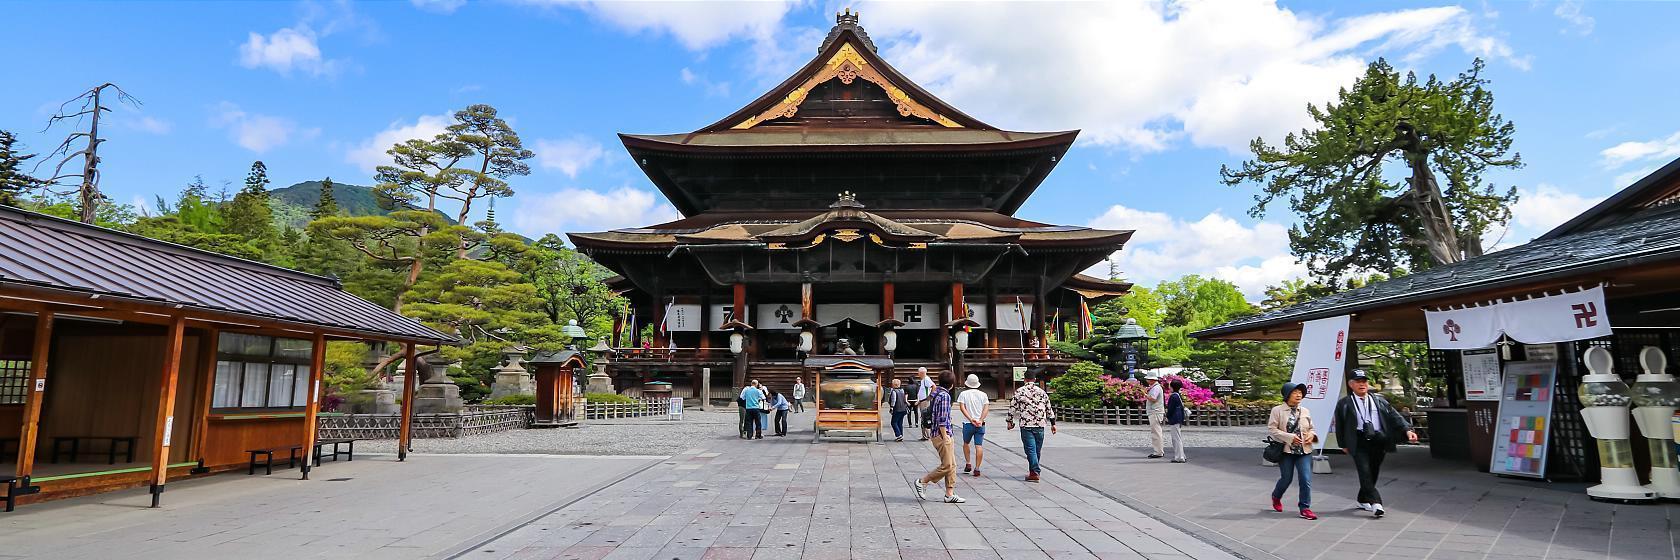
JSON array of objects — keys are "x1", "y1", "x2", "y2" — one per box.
[{"x1": 1008, "y1": 369, "x2": 1057, "y2": 482}]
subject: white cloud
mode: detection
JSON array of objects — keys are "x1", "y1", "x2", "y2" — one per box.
[
  {"x1": 1088, "y1": 204, "x2": 1306, "y2": 300},
  {"x1": 1601, "y1": 131, "x2": 1680, "y2": 167},
  {"x1": 535, "y1": 136, "x2": 606, "y2": 178},
  {"x1": 525, "y1": 0, "x2": 798, "y2": 51},
  {"x1": 124, "y1": 115, "x2": 173, "y2": 135},
  {"x1": 678, "y1": 66, "x2": 732, "y2": 97},
  {"x1": 1487, "y1": 184, "x2": 1605, "y2": 248},
  {"x1": 680, "y1": 67, "x2": 698, "y2": 84},
  {"x1": 851, "y1": 1, "x2": 1522, "y2": 153},
  {"x1": 510, "y1": 186, "x2": 681, "y2": 234},
  {"x1": 411, "y1": 0, "x2": 466, "y2": 14},
  {"x1": 211, "y1": 102, "x2": 312, "y2": 153},
  {"x1": 345, "y1": 113, "x2": 452, "y2": 172},
  {"x1": 1554, "y1": 0, "x2": 1594, "y2": 35},
  {"x1": 239, "y1": 26, "x2": 340, "y2": 77}
]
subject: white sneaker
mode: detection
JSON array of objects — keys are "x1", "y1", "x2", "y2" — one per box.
[
  {"x1": 944, "y1": 494, "x2": 966, "y2": 504},
  {"x1": 1373, "y1": 504, "x2": 1385, "y2": 517},
  {"x1": 911, "y1": 480, "x2": 926, "y2": 501},
  {"x1": 1356, "y1": 502, "x2": 1372, "y2": 511}
]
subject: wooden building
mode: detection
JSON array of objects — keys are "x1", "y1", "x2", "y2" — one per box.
[
  {"x1": 569, "y1": 12, "x2": 1132, "y2": 399},
  {"x1": 1193, "y1": 156, "x2": 1680, "y2": 483},
  {"x1": 0, "y1": 206, "x2": 453, "y2": 508}
]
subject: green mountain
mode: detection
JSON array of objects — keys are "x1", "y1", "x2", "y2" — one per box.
[{"x1": 268, "y1": 180, "x2": 458, "y2": 230}]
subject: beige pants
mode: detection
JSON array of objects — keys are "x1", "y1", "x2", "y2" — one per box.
[
  {"x1": 921, "y1": 431, "x2": 957, "y2": 493},
  {"x1": 1148, "y1": 411, "x2": 1165, "y2": 455}
]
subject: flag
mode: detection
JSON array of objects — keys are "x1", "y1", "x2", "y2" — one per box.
[
  {"x1": 1079, "y1": 297, "x2": 1093, "y2": 335},
  {"x1": 1014, "y1": 296, "x2": 1027, "y2": 334},
  {"x1": 658, "y1": 298, "x2": 674, "y2": 336}
]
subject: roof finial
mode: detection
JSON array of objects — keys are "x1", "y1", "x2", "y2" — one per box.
[
  {"x1": 831, "y1": 190, "x2": 864, "y2": 209},
  {"x1": 837, "y1": 7, "x2": 859, "y2": 26}
]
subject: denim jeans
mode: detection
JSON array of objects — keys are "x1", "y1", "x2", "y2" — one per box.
[
  {"x1": 891, "y1": 411, "x2": 907, "y2": 438},
  {"x1": 1273, "y1": 453, "x2": 1312, "y2": 509},
  {"x1": 1020, "y1": 427, "x2": 1045, "y2": 473}
]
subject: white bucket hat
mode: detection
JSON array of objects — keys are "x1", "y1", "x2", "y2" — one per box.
[
  {"x1": 1144, "y1": 371, "x2": 1161, "y2": 381},
  {"x1": 964, "y1": 374, "x2": 982, "y2": 389}
]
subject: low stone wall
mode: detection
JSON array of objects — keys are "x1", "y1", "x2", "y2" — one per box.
[
  {"x1": 1051, "y1": 405, "x2": 1270, "y2": 427},
  {"x1": 317, "y1": 405, "x2": 535, "y2": 439}
]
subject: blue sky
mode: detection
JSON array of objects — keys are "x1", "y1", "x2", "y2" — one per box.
[{"x1": 3, "y1": 0, "x2": 1678, "y2": 298}]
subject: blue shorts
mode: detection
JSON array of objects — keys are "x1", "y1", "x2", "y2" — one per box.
[{"x1": 962, "y1": 423, "x2": 985, "y2": 445}]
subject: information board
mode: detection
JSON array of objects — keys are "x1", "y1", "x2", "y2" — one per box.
[
  {"x1": 1462, "y1": 348, "x2": 1501, "y2": 401},
  {"x1": 1489, "y1": 361, "x2": 1556, "y2": 478}
]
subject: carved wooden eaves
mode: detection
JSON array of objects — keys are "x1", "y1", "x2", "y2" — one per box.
[{"x1": 731, "y1": 42, "x2": 962, "y2": 130}]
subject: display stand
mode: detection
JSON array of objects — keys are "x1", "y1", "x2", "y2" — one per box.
[{"x1": 1489, "y1": 361, "x2": 1556, "y2": 478}]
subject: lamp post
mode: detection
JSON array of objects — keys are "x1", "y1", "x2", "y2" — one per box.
[{"x1": 1110, "y1": 318, "x2": 1154, "y2": 379}]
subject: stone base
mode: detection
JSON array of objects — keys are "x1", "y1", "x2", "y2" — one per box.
[
  {"x1": 489, "y1": 373, "x2": 534, "y2": 400},
  {"x1": 413, "y1": 382, "x2": 464, "y2": 414},
  {"x1": 586, "y1": 373, "x2": 615, "y2": 395},
  {"x1": 354, "y1": 389, "x2": 399, "y2": 414}
]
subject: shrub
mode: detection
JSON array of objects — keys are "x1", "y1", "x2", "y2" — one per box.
[
  {"x1": 586, "y1": 392, "x2": 634, "y2": 404},
  {"x1": 1097, "y1": 375, "x2": 1225, "y2": 408},
  {"x1": 484, "y1": 394, "x2": 536, "y2": 405},
  {"x1": 1048, "y1": 361, "x2": 1108, "y2": 408}
]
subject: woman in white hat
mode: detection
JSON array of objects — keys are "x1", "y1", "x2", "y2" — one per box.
[{"x1": 957, "y1": 373, "x2": 990, "y2": 477}]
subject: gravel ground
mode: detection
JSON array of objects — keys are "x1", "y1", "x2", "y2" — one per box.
[
  {"x1": 355, "y1": 409, "x2": 768, "y2": 456},
  {"x1": 1058, "y1": 423, "x2": 1271, "y2": 449}
]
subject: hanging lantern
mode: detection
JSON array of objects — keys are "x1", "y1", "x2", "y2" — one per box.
[
  {"x1": 953, "y1": 329, "x2": 970, "y2": 352},
  {"x1": 729, "y1": 331, "x2": 745, "y2": 355},
  {"x1": 798, "y1": 330, "x2": 814, "y2": 353},
  {"x1": 882, "y1": 329, "x2": 898, "y2": 353}
]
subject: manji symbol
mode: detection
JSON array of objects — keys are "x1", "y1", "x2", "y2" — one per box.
[
  {"x1": 1443, "y1": 319, "x2": 1462, "y2": 341},
  {"x1": 1572, "y1": 302, "x2": 1599, "y2": 329},
  {"x1": 901, "y1": 304, "x2": 923, "y2": 323}
]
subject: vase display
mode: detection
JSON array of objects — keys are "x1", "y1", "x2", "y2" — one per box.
[
  {"x1": 1578, "y1": 346, "x2": 1657, "y2": 501},
  {"x1": 1631, "y1": 346, "x2": 1680, "y2": 499}
]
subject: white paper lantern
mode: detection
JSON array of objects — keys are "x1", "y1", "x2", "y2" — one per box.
[
  {"x1": 882, "y1": 329, "x2": 898, "y2": 353},
  {"x1": 729, "y1": 332, "x2": 744, "y2": 354},
  {"x1": 953, "y1": 330, "x2": 970, "y2": 352},
  {"x1": 797, "y1": 330, "x2": 814, "y2": 353}
]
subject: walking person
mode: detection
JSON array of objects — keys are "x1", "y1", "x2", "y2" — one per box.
[
  {"x1": 1007, "y1": 369, "x2": 1057, "y2": 482},
  {"x1": 1165, "y1": 379, "x2": 1188, "y2": 463},
  {"x1": 916, "y1": 367, "x2": 935, "y2": 441},
  {"x1": 1144, "y1": 372, "x2": 1165, "y2": 459},
  {"x1": 957, "y1": 374, "x2": 989, "y2": 477},
  {"x1": 1336, "y1": 369, "x2": 1417, "y2": 518},
  {"x1": 1269, "y1": 382, "x2": 1319, "y2": 520},
  {"x1": 912, "y1": 371, "x2": 964, "y2": 503},
  {"x1": 791, "y1": 378, "x2": 806, "y2": 413},
  {"x1": 771, "y1": 389, "x2": 790, "y2": 436},
  {"x1": 884, "y1": 378, "x2": 911, "y2": 441},
  {"x1": 739, "y1": 380, "x2": 765, "y2": 439}
]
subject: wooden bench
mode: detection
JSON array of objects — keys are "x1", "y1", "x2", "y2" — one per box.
[
  {"x1": 246, "y1": 445, "x2": 303, "y2": 475},
  {"x1": 50, "y1": 436, "x2": 137, "y2": 465},
  {"x1": 0, "y1": 476, "x2": 18, "y2": 512},
  {"x1": 312, "y1": 438, "x2": 357, "y2": 466}
]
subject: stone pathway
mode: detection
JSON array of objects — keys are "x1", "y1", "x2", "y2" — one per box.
[{"x1": 459, "y1": 427, "x2": 1238, "y2": 560}]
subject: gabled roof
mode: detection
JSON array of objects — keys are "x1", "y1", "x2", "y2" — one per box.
[
  {"x1": 700, "y1": 10, "x2": 991, "y2": 132},
  {"x1": 0, "y1": 206, "x2": 454, "y2": 344},
  {"x1": 568, "y1": 208, "x2": 1132, "y2": 252},
  {"x1": 1539, "y1": 156, "x2": 1680, "y2": 240}
]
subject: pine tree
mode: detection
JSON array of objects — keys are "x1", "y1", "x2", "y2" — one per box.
[
  {"x1": 224, "y1": 161, "x2": 275, "y2": 239},
  {"x1": 0, "y1": 130, "x2": 44, "y2": 207},
  {"x1": 311, "y1": 177, "x2": 340, "y2": 219}
]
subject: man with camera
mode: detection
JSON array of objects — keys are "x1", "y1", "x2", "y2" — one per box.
[{"x1": 1335, "y1": 369, "x2": 1417, "y2": 518}]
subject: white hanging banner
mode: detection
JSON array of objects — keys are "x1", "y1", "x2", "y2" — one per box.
[
  {"x1": 1425, "y1": 286, "x2": 1612, "y2": 349},
  {"x1": 1498, "y1": 286, "x2": 1612, "y2": 343},
  {"x1": 947, "y1": 298, "x2": 989, "y2": 329},
  {"x1": 816, "y1": 304, "x2": 880, "y2": 326},
  {"x1": 1425, "y1": 305, "x2": 1501, "y2": 350},
  {"x1": 663, "y1": 303, "x2": 702, "y2": 332},
  {"x1": 757, "y1": 303, "x2": 803, "y2": 330},
  {"x1": 997, "y1": 302, "x2": 1034, "y2": 332},
  {"x1": 893, "y1": 303, "x2": 941, "y2": 329},
  {"x1": 1289, "y1": 315, "x2": 1351, "y2": 438},
  {"x1": 708, "y1": 304, "x2": 746, "y2": 331}
]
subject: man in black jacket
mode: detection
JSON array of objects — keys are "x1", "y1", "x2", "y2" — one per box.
[{"x1": 1335, "y1": 369, "x2": 1417, "y2": 518}]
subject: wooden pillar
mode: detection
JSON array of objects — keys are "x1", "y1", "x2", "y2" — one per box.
[
  {"x1": 881, "y1": 283, "x2": 895, "y2": 321},
  {"x1": 731, "y1": 283, "x2": 748, "y2": 391},
  {"x1": 148, "y1": 315, "x2": 186, "y2": 508},
  {"x1": 801, "y1": 282, "x2": 817, "y2": 352},
  {"x1": 15, "y1": 312, "x2": 53, "y2": 484},
  {"x1": 1033, "y1": 288, "x2": 1048, "y2": 350},
  {"x1": 611, "y1": 313, "x2": 624, "y2": 348},
  {"x1": 987, "y1": 282, "x2": 1001, "y2": 350},
  {"x1": 651, "y1": 289, "x2": 667, "y2": 348},
  {"x1": 398, "y1": 343, "x2": 417, "y2": 461},
  {"x1": 631, "y1": 305, "x2": 643, "y2": 348},
  {"x1": 188, "y1": 328, "x2": 219, "y2": 473},
  {"x1": 698, "y1": 294, "x2": 712, "y2": 357},
  {"x1": 298, "y1": 333, "x2": 327, "y2": 480}
]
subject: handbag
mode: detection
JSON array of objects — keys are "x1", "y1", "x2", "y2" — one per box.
[{"x1": 1263, "y1": 439, "x2": 1285, "y2": 463}]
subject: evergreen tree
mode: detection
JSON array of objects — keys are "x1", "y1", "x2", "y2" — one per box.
[
  {"x1": 312, "y1": 177, "x2": 340, "y2": 219},
  {"x1": 0, "y1": 130, "x2": 44, "y2": 207},
  {"x1": 224, "y1": 161, "x2": 275, "y2": 239}
]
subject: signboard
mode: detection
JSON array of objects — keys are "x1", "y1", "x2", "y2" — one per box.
[
  {"x1": 1525, "y1": 343, "x2": 1558, "y2": 362},
  {"x1": 948, "y1": 299, "x2": 987, "y2": 328},
  {"x1": 1489, "y1": 361, "x2": 1556, "y2": 478},
  {"x1": 1012, "y1": 366, "x2": 1027, "y2": 382},
  {"x1": 1461, "y1": 348, "x2": 1501, "y2": 401},
  {"x1": 1425, "y1": 286, "x2": 1612, "y2": 349},
  {"x1": 894, "y1": 303, "x2": 940, "y2": 329},
  {"x1": 162, "y1": 416, "x2": 174, "y2": 446},
  {"x1": 663, "y1": 303, "x2": 702, "y2": 332},
  {"x1": 668, "y1": 397, "x2": 684, "y2": 420},
  {"x1": 1214, "y1": 379, "x2": 1234, "y2": 394},
  {"x1": 708, "y1": 305, "x2": 745, "y2": 330},
  {"x1": 757, "y1": 303, "x2": 804, "y2": 330},
  {"x1": 1289, "y1": 315, "x2": 1351, "y2": 443}
]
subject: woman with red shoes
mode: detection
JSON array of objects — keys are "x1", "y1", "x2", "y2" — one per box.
[{"x1": 1267, "y1": 382, "x2": 1319, "y2": 520}]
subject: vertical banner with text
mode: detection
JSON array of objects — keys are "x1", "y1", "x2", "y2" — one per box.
[{"x1": 1290, "y1": 315, "x2": 1352, "y2": 444}]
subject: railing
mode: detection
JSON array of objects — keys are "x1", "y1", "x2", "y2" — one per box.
[
  {"x1": 609, "y1": 348, "x2": 732, "y2": 362},
  {"x1": 1051, "y1": 404, "x2": 1271, "y2": 427},
  {"x1": 316, "y1": 405, "x2": 534, "y2": 439},
  {"x1": 585, "y1": 397, "x2": 677, "y2": 419},
  {"x1": 962, "y1": 347, "x2": 1067, "y2": 362}
]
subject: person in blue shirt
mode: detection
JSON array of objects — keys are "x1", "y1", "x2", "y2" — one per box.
[
  {"x1": 771, "y1": 390, "x2": 791, "y2": 436},
  {"x1": 740, "y1": 381, "x2": 765, "y2": 439},
  {"x1": 912, "y1": 371, "x2": 964, "y2": 504}
]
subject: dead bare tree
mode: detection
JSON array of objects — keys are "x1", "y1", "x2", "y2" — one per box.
[{"x1": 37, "y1": 83, "x2": 139, "y2": 223}]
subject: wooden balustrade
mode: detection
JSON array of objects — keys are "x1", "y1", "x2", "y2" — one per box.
[{"x1": 1049, "y1": 405, "x2": 1272, "y2": 427}]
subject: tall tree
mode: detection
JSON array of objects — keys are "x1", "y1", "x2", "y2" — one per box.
[
  {"x1": 38, "y1": 83, "x2": 139, "y2": 223},
  {"x1": 443, "y1": 104, "x2": 533, "y2": 258},
  {"x1": 311, "y1": 177, "x2": 341, "y2": 219},
  {"x1": 0, "y1": 131, "x2": 44, "y2": 207},
  {"x1": 224, "y1": 161, "x2": 275, "y2": 239},
  {"x1": 373, "y1": 136, "x2": 470, "y2": 290},
  {"x1": 519, "y1": 234, "x2": 624, "y2": 329},
  {"x1": 1221, "y1": 59, "x2": 1521, "y2": 279}
]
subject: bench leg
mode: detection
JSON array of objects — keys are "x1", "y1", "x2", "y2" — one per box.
[
  {"x1": 347, "y1": 441, "x2": 354, "y2": 461},
  {"x1": 126, "y1": 439, "x2": 136, "y2": 463}
]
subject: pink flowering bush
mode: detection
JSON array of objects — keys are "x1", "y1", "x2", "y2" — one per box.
[{"x1": 1097, "y1": 374, "x2": 1223, "y2": 408}]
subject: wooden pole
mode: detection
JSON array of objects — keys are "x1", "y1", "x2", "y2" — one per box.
[
  {"x1": 148, "y1": 315, "x2": 186, "y2": 508},
  {"x1": 987, "y1": 282, "x2": 1001, "y2": 350},
  {"x1": 698, "y1": 294, "x2": 712, "y2": 356},
  {"x1": 299, "y1": 333, "x2": 327, "y2": 480},
  {"x1": 188, "y1": 328, "x2": 218, "y2": 473},
  {"x1": 398, "y1": 342, "x2": 417, "y2": 461},
  {"x1": 881, "y1": 283, "x2": 895, "y2": 321},
  {"x1": 15, "y1": 312, "x2": 53, "y2": 485}
]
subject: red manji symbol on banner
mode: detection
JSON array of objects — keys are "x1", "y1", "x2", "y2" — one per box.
[
  {"x1": 1572, "y1": 302, "x2": 1599, "y2": 328},
  {"x1": 1443, "y1": 319, "x2": 1462, "y2": 341},
  {"x1": 1333, "y1": 331, "x2": 1346, "y2": 361}
]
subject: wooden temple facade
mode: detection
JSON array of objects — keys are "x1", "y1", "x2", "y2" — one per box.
[
  {"x1": 0, "y1": 206, "x2": 453, "y2": 509},
  {"x1": 569, "y1": 12, "x2": 1132, "y2": 400}
]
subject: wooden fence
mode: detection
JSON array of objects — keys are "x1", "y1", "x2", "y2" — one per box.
[
  {"x1": 1051, "y1": 405, "x2": 1271, "y2": 427},
  {"x1": 585, "y1": 397, "x2": 676, "y2": 419},
  {"x1": 317, "y1": 405, "x2": 534, "y2": 439}
]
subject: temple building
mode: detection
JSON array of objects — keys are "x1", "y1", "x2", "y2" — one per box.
[{"x1": 569, "y1": 12, "x2": 1131, "y2": 398}]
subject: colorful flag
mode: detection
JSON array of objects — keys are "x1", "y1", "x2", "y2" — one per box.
[{"x1": 1079, "y1": 297, "x2": 1093, "y2": 335}]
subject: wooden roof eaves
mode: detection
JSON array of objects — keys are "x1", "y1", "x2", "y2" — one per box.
[
  {"x1": 696, "y1": 27, "x2": 994, "y2": 133},
  {"x1": 618, "y1": 130, "x2": 1079, "y2": 155}
]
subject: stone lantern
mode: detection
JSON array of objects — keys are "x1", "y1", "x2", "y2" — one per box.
[
  {"x1": 489, "y1": 345, "x2": 533, "y2": 400},
  {"x1": 1110, "y1": 318, "x2": 1154, "y2": 378}
]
